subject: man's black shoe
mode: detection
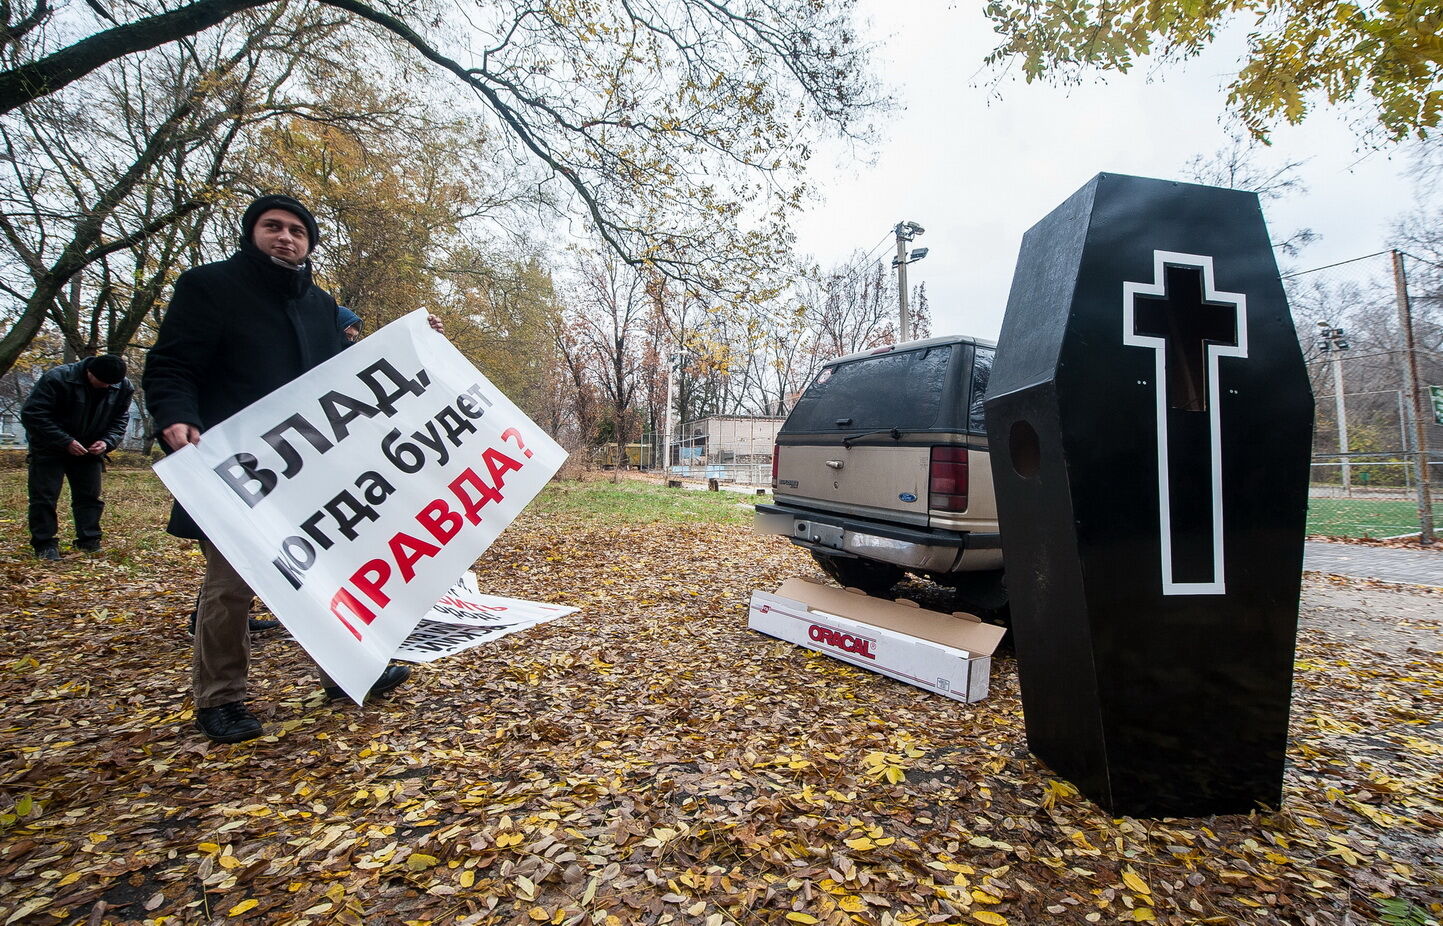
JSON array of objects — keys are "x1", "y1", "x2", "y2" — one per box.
[
  {"x1": 75, "y1": 539, "x2": 101, "y2": 553},
  {"x1": 195, "y1": 702, "x2": 264, "y2": 743},
  {"x1": 325, "y1": 664, "x2": 413, "y2": 702},
  {"x1": 34, "y1": 543, "x2": 60, "y2": 561}
]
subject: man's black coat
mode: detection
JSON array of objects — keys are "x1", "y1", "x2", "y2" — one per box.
[
  {"x1": 143, "y1": 241, "x2": 347, "y2": 539},
  {"x1": 21, "y1": 359, "x2": 134, "y2": 457}
]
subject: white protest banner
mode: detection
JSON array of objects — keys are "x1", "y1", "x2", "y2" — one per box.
[
  {"x1": 395, "y1": 621, "x2": 524, "y2": 662},
  {"x1": 154, "y1": 310, "x2": 567, "y2": 702},
  {"x1": 394, "y1": 576, "x2": 577, "y2": 662},
  {"x1": 427, "y1": 572, "x2": 578, "y2": 629}
]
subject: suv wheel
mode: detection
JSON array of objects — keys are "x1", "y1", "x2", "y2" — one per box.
[{"x1": 811, "y1": 551, "x2": 906, "y2": 598}]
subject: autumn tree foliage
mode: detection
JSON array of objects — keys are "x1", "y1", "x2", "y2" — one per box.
[
  {"x1": 0, "y1": 0, "x2": 880, "y2": 372},
  {"x1": 0, "y1": 2, "x2": 425, "y2": 373},
  {"x1": 554, "y1": 244, "x2": 936, "y2": 470},
  {"x1": 0, "y1": 10, "x2": 568, "y2": 398},
  {"x1": 562, "y1": 249, "x2": 651, "y2": 476},
  {"x1": 982, "y1": 0, "x2": 1443, "y2": 141},
  {"x1": 1, "y1": 0, "x2": 885, "y2": 455},
  {"x1": 237, "y1": 95, "x2": 565, "y2": 422},
  {"x1": 1280, "y1": 142, "x2": 1443, "y2": 466},
  {"x1": 0, "y1": 8, "x2": 311, "y2": 374}
]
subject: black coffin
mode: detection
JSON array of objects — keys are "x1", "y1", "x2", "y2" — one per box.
[{"x1": 984, "y1": 173, "x2": 1314, "y2": 818}]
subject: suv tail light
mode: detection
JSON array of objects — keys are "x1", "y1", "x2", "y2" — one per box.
[
  {"x1": 929, "y1": 446, "x2": 968, "y2": 512},
  {"x1": 771, "y1": 444, "x2": 780, "y2": 488}
]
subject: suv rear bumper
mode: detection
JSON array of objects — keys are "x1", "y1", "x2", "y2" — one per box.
[{"x1": 755, "y1": 502, "x2": 1002, "y2": 573}]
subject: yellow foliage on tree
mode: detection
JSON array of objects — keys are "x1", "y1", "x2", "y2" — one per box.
[{"x1": 982, "y1": 0, "x2": 1443, "y2": 141}]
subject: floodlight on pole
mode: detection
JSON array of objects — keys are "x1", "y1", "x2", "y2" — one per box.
[{"x1": 893, "y1": 221, "x2": 928, "y2": 342}]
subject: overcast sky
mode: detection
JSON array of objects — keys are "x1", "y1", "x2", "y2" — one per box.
[{"x1": 791, "y1": 0, "x2": 1421, "y2": 341}]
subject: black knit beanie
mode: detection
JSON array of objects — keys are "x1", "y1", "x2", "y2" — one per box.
[
  {"x1": 86, "y1": 354, "x2": 126, "y2": 385},
  {"x1": 240, "y1": 195, "x2": 320, "y2": 252}
]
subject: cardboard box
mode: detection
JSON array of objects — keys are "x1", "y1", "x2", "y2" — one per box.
[{"x1": 748, "y1": 577, "x2": 1006, "y2": 703}]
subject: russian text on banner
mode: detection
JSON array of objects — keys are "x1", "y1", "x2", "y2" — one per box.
[{"x1": 154, "y1": 310, "x2": 567, "y2": 702}]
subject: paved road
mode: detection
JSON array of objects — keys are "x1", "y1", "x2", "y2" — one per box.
[{"x1": 1304, "y1": 541, "x2": 1443, "y2": 587}]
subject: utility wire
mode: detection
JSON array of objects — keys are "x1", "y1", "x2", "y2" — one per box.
[
  {"x1": 1284, "y1": 249, "x2": 1443, "y2": 277},
  {"x1": 812, "y1": 231, "x2": 897, "y2": 294},
  {"x1": 1400, "y1": 250, "x2": 1443, "y2": 271},
  {"x1": 1281, "y1": 250, "x2": 1392, "y2": 278}
]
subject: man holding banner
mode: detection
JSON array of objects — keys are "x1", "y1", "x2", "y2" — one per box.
[{"x1": 144, "y1": 195, "x2": 415, "y2": 744}]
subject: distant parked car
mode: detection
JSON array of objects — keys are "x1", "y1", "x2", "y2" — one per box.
[{"x1": 754, "y1": 335, "x2": 1006, "y2": 619}]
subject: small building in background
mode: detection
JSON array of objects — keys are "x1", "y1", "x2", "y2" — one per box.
[
  {"x1": 668, "y1": 415, "x2": 785, "y2": 485},
  {"x1": 594, "y1": 441, "x2": 653, "y2": 469}
]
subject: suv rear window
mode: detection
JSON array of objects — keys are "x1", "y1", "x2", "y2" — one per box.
[{"x1": 785, "y1": 345, "x2": 954, "y2": 431}]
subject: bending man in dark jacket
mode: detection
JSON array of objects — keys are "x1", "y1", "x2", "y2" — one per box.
[
  {"x1": 21, "y1": 354, "x2": 133, "y2": 559},
  {"x1": 143, "y1": 195, "x2": 412, "y2": 744}
]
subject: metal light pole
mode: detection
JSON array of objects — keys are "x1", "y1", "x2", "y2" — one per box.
[
  {"x1": 1316, "y1": 322, "x2": 1351, "y2": 494},
  {"x1": 892, "y1": 221, "x2": 927, "y2": 342},
  {"x1": 661, "y1": 351, "x2": 682, "y2": 477},
  {"x1": 1391, "y1": 250, "x2": 1435, "y2": 544}
]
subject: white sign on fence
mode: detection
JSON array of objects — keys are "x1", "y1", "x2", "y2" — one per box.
[{"x1": 154, "y1": 310, "x2": 567, "y2": 702}]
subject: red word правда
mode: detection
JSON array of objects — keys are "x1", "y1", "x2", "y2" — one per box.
[{"x1": 329, "y1": 445, "x2": 523, "y2": 640}]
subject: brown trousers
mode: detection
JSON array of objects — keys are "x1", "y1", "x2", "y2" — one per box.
[{"x1": 192, "y1": 540, "x2": 334, "y2": 708}]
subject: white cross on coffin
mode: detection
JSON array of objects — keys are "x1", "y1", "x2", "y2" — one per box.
[{"x1": 1122, "y1": 250, "x2": 1249, "y2": 596}]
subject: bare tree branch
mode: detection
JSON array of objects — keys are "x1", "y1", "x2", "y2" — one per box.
[{"x1": 0, "y1": 0, "x2": 274, "y2": 114}]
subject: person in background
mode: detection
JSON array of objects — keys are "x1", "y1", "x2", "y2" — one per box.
[
  {"x1": 21, "y1": 354, "x2": 133, "y2": 559},
  {"x1": 143, "y1": 194, "x2": 415, "y2": 744},
  {"x1": 338, "y1": 305, "x2": 362, "y2": 342}
]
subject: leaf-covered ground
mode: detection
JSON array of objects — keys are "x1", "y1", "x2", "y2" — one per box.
[{"x1": 1, "y1": 471, "x2": 1440, "y2": 926}]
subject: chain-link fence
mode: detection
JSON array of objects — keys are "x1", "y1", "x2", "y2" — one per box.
[{"x1": 1284, "y1": 250, "x2": 1441, "y2": 539}]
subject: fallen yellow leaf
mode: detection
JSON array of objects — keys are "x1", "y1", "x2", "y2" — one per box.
[
  {"x1": 973, "y1": 912, "x2": 1008, "y2": 925},
  {"x1": 227, "y1": 899, "x2": 258, "y2": 916},
  {"x1": 1122, "y1": 870, "x2": 1151, "y2": 895}
]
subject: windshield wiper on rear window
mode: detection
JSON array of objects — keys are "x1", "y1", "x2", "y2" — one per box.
[{"x1": 842, "y1": 428, "x2": 903, "y2": 449}]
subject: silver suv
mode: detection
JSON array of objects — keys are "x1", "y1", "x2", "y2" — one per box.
[{"x1": 754, "y1": 335, "x2": 1005, "y2": 617}]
